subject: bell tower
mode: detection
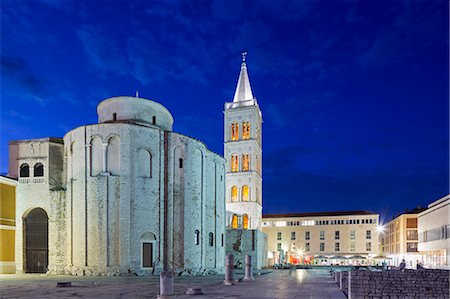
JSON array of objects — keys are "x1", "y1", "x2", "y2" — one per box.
[{"x1": 224, "y1": 53, "x2": 263, "y2": 230}]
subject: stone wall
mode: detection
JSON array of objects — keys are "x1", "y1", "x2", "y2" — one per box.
[
  {"x1": 334, "y1": 269, "x2": 449, "y2": 298},
  {"x1": 226, "y1": 229, "x2": 267, "y2": 269}
]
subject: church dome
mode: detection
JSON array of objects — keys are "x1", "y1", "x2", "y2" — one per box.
[{"x1": 97, "y1": 96, "x2": 174, "y2": 131}]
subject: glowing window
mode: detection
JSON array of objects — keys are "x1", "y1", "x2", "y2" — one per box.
[
  {"x1": 242, "y1": 154, "x2": 250, "y2": 171},
  {"x1": 231, "y1": 186, "x2": 238, "y2": 202},
  {"x1": 242, "y1": 122, "x2": 250, "y2": 140},
  {"x1": 243, "y1": 214, "x2": 249, "y2": 229},
  {"x1": 231, "y1": 155, "x2": 239, "y2": 172},
  {"x1": 242, "y1": 185, "x2": 249, "y2": 202},
  {"x1": 231, "y1": 123, "x2": 239, "y2": 141},
  {"x1": 232, "y1": 215, "x2": 238, "y2": 229}
]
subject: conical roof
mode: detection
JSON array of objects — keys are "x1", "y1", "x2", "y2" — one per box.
[{"x1": 232, "y1": 55, "x2": 254, "y2": 103}]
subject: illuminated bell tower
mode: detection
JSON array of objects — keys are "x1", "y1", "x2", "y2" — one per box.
[{"x1": 224, "y1": 53, "x2": 263, "y2": 230}]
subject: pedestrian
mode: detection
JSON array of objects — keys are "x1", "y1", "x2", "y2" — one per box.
[
  {"x1": 398, "y1": 259, "x2": 406, "y2": 270},
  {"x1": 416, "y1": 260, "x2": 423, "y2": 269}
]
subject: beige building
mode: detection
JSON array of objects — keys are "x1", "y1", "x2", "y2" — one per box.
[
  {"x1": 418, "y1": 195, "x2": 450, "y2": 269},
  {"x1": 380, "y1": 208, "x2": 425, "y2": 268},
  {"x1": 262, "y1": 211, "x2": 380, "y2": 266},
  {"x1": 0, "y1": 175, "x2": 17, "y2": 274}
]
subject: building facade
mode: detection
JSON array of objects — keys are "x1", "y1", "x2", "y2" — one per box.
[
  {"x1": 380, "y1": 208, "x2": 425, "y2": 268},
  {"x1": 262, "y1": 211, "x2": 380, "y2": 266},
  {"x1": 224, "y1": 55, "x2": 266, "y2": 269},
  {"x1": 418, "y1": 195, "x2": 450, "y2": 269},
  {"x1": 9, "y1": 95, "x2": 226, "y2": 276},
  {"x1": 0, "y1": 175, "x2": 17, "y2": 274}
]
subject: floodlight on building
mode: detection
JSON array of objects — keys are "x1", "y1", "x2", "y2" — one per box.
[{"x1": 376, "y1": 225, "x2": 385, "y2": 233}]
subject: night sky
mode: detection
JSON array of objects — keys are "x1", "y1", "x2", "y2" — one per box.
[{"x1": 1, "y1": 0, "x2": 448, "y2": 222}]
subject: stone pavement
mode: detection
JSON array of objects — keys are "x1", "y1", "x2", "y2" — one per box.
[{"x1": 0, "y1": 268, "x2": 345, "y2": 298}]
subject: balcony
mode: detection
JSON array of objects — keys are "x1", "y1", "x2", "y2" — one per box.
[{"x1": 19, "y1": 177, "x2": 45, "y2": 184}]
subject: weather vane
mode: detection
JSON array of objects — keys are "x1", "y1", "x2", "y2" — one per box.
[{"x1": 241, "y1": 51, "x2": 247, "y2": 62}]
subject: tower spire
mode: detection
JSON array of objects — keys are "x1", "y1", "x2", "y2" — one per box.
[{"x1": 232, "y1": 52, "x2": 254, "y2": 103}]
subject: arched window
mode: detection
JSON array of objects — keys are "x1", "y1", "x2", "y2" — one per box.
[
  {"x1": 231, "y1": 186, "x2": 238, "y2": 202},
  {"x1": 112, "y1": 113, "x2": 117, "y2": 121},
  {"x1": 179, "y1": 158, "x2": 183, "y2": 168},
  {"x1": 194, "y1": 230, "x2": 200, "y2": 245},
  {"x1": 209, "y1": 232, "x2": 214, "y2": 246},
  {"x1": 107, "y1": 136, "x2": 120, "y2": 175},
  {"x1": 231, "y1": 123, "x2": 239, "y2": 141},
  {"x1": 138, "y1": 149, "x2": 152, "y2": 177},
  {"x1": 242, "y1": 154, "x2": 250, "y2": 171},
  {"x1": 34, "y1": 163, "x2": 44, "y2": 177},
  {"x1": 243, "y1": 214, "x2": 249, "y2": 230},
  {"x1": 90, "y1": 137, "x2": 103, "y2": 176},
  {"x1": 231, "y1": 155, "x2": 239, "y2": 172},
  {"x1": 232, "y1": 214, "x2": 238, "y2": 229},
  {"x1": 242, "y1": 185, "x2": 249, "y2": 202},
  {"x1": 19, "y1": 163, "x2": 30, "y2": 177},
  {"x1": 152, "y1": 116, "x2": 156, "y2": 125},
  {"x1": 242, "y1": 122, "x2": 250, "y2": 140}
]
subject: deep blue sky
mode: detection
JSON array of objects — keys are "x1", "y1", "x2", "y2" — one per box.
[{"x1": 1, "y1": 0, "x2": 448, "y2": 222}]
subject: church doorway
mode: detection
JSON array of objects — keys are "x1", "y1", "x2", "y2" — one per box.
[{"x1": 24, "y1": 208, "x2": 48, "y2": 273}]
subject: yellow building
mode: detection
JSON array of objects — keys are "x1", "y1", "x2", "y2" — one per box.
[
  {"x1": 262, "y1": 210, "x2": 380, "y2": 266},
  {"x1": 380, "y1": 208, "x2": 425, "y2": 268},
  {"x1": 0, "y1": 175, "x2": 17, "y2": 273}
]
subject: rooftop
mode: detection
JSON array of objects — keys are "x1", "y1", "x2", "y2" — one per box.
[{"x1": 263, "y1": 210, "x2": 378, "y2": 219}]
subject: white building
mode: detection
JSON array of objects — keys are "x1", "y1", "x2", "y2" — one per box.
[
  {"x1": 418, "y1": 194, "x2": 450, "y2": 269},
  {"x1": 262, "y1": 211, "x2": 380, "y2": 266},
  {"x1": 224, "y1": 54, "x2": 266, "y2": 269},
  {"x1": 9, "y1": 95, "x2": 226, "y2": 276}
]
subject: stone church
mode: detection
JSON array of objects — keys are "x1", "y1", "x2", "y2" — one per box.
[
  {"x1": 9, "y1": 95, "x2": 226, "y2": 276},
  {"x1": 8, "y1": 55, "x2": 266, "y2": 275}
]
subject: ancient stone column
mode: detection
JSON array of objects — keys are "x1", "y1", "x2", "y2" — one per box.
[
  {"x1": 223, "y1": 254, "x2": 235, "y2": 285},
  {"x1": 243, "y1": 255, "x2": 254, "y2": 281},
  {"x1": 159, "y1": 271, "x2": 174, "y2": 298}
]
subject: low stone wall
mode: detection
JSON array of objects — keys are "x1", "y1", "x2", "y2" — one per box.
[{"x1": 334, "y1": 269, "x2": 449, "y2": 299}]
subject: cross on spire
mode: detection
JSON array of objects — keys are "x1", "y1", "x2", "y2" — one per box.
[{"x1": 241, "y1": 51, "x2": 247, "y2": 62}]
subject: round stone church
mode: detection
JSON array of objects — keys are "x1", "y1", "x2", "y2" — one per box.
[{"x1": 9, "y1": 96, "x2": 226, "y2": 276}]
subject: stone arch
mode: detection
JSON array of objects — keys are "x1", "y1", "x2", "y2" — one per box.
[
  {"x1": 107, "y1": 135, "x2": 120, "y2": 175},
  {"x1": 137, "y1": 148, "x2": 152, "y2": 177},
  {"x1": 140, "y1": 232, "x2": 156, "y2": 269},
  {"x1": 90, "y1": 136, "x2": 103, "y2": 176},
  {"x1": 23, "y1": 208, "x2": 48, "y2": 273}
]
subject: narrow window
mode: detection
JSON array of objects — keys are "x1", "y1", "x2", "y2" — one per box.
[
  {"x1": 277, "y1": 232, "x2": 282, "y2": 240},
  {"x1": 152, "y1": 116, "x2": 156, "y2": 125},
  {"x1": 179, "y1": 158, "x2": 183, "y2": 168},
  {"x1": 242, "y1": 122, "x2": 250, "y2": 140},
  {"x1": 320, "y1": 242, "x2": 325, "y2": 251},
  {"x1": 194, "y1": 230, "x2": 200, "y2": 245},
  {"x1": 231, "y1": 155, "x2": 239, "y2": 172},
  {"x1": 242, "y1": 154, "x2": 250, "y2": 171},
  {"x1": 320, "y1": 231, "x2": 325, "y2": 240},
  {"x1": 231, "y1": 123, "x2": 239, "y2": 141},
  {"x1": 350, "y1": 230, "x2": 355, "y2": 240},
  {"x1": 305, "y1": 231, "x2": 310, "y2": 240},
  {"x1": 209, "y1": 232, "x2": 214, "y2": 246},
  {"x1": 243, "y1": 214, "x2": 249, "y2": 229},
  {"x1": 366, "y1": 230, "x2": 371, "y2": 240},
  {"x1": 291, "y1": 232, "x2": 296, "y2": 240},
  {"x1": 231, "y1": 186, "x2": 238, "y2": 202},
  {"x1": 251, "y1": 230, "x2": 255, "y2": 250},
  {"x1": 366, "y1": 242, "x2": 371, "y2": 251},
  {"x1": 335, "y1": 230, "x2": 340, "y2": 240},
  {"x1": 305, "y1": 242, "x2": 310, "y2": 251},
  {"x1": 335, "y1": 242, "x2": 340, "y2": 252},
  {"x1": 113, "y1": 113, "x2": 117, "y2": 121},
  {"x1": 221, "y1": 233, "x2": 224, "y2": 247},
  {"x1": 19, "y1": 163, "x2": 30, "y2": 177},
  {"x1": 231, "y1": 215, "x2": 238, "y2": 229},
  {"x1": 34, "y1": 163, "x2": 44, "y2": 177},
  {"x1": 241, "y1": 185, "x2": 249, "y2": 202}
]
